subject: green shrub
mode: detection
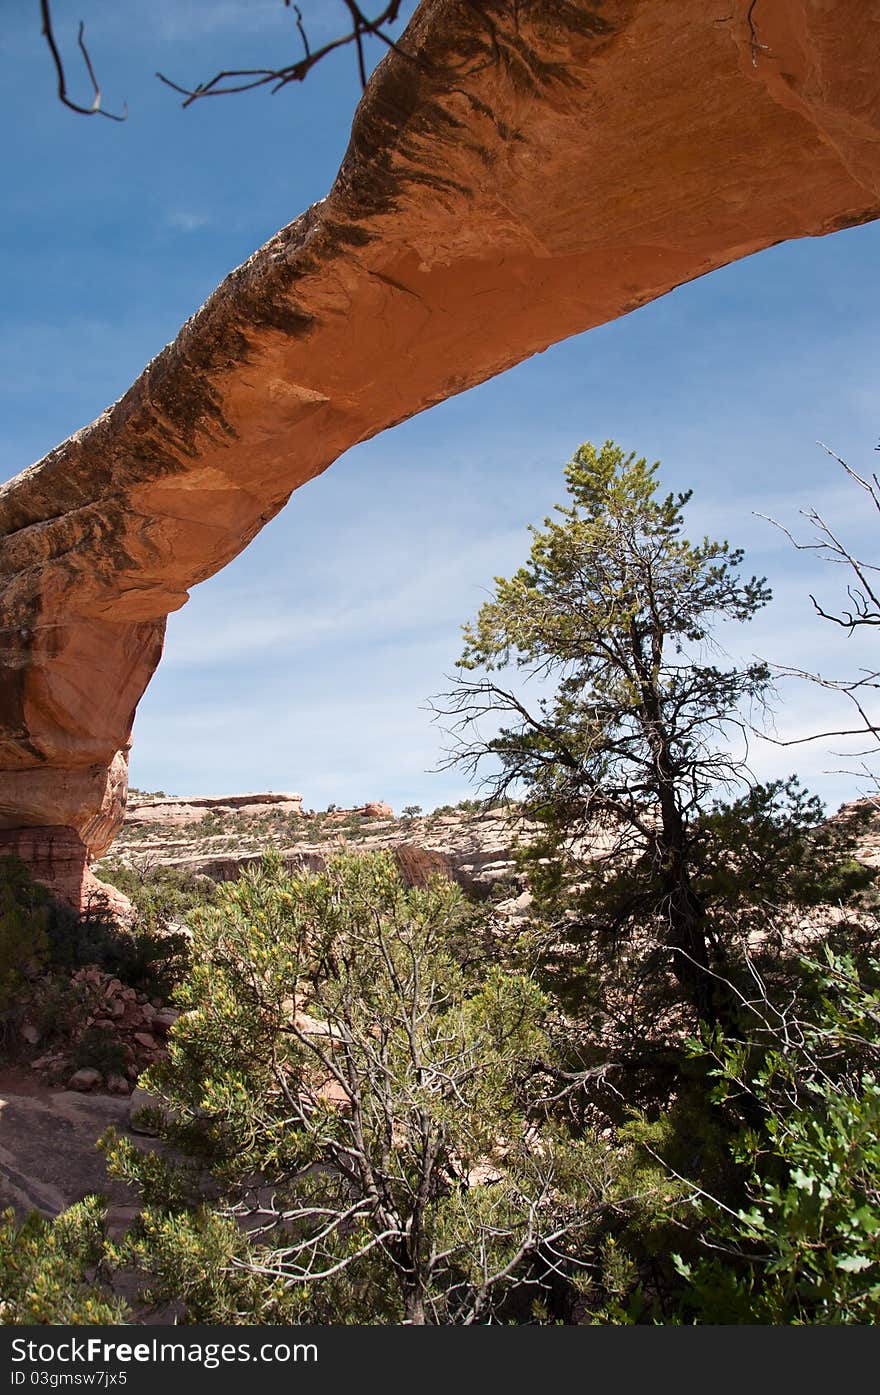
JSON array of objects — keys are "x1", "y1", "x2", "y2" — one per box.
[
  {"x1": 0, "y1": 858, "x2": 191, "y2": 1038},
  {"x1": 99, "y1": 862, "x2": 214, "y2": 927},
  {"x1": 43, "y1": 905, "x2": 189, "y2": 1002},
  {"x1": 0, "y1": 1200, "x2": 126, "y2": 1325},
  {"x1": 667, "y1": 949, "x2": 880, "y2": 1323},
  {"x1": 104, "y1": 851, "x2": 620, "y2": 1324},
  {"x1": 73, "y1": 1025, "x2": 128, "y2": 1079},
  {"x1": 25, "y1": 975, "x2": 90, "y2": 1047}
]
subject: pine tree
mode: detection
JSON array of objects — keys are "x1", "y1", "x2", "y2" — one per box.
[{"x1": 437, "y1": 440, "x2": 774, "y2": 1021}]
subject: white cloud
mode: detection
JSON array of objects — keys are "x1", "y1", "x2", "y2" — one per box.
[
  {"x1": 166, "y1": 210, "x2": 212, "y2": 233},
  {"x1": 162, "y1": 524, "x2": 524, "y2": 667}
]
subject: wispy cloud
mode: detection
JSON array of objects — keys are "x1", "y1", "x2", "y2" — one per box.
[
  {"x1": 124, "y1": 1, "x2": 287, "y2": 46},
  {"x1": 162, "y1": 524, "x2": 523, "y2": 667},
  {"x1": 130, "y1": 0, "x2": 417, "y2": 52},
  {"x1": 166, "y1": 210, "x2": 212, "y2": 234}
]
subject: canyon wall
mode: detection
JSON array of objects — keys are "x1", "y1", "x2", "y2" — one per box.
[{"x1": 2, "y1": 0, "x2": 880, "y2": 905}]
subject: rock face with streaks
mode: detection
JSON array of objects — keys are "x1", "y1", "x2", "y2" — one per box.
[
  {"x1": 0, "y1": 826, "x2": 132, "y2": 920},
  {"x1": 2, "y1": 0, "x2": 880, "y2": 906}
]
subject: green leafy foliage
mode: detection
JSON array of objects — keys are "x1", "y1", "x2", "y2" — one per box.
[
  {"x1": 98, "y1": 861, "x2": 215, "y2": 932},
  {"x1": 82, "y1": 863, "x2": 201, "y2": 995},
  {"x1": 525, "y1": 776, "x2": 872, "y2": 1024},
  {"x1": 671, "y1": 951, "x2": 880, "y2": 1323},
  {"x1": 72, "y1": 1024, "x2": 128, "y2": 1078},
  {"x1": 693, "y1": 778, "x2": 871, "y2": 916},
  {"x1": 439, "y1": 442, "x2": 874, "y2": 1035},
  {"x1": 458, "y1": 441, "x2": 770, "y2": 676},
  {"x1": 0, "y1": 857, "x2": 192, "y2": 1060}
]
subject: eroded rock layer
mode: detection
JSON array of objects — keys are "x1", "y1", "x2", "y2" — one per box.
[
  {"x1": 2, "y1": 0, "x2": 880, "y2": 903},
  {"x1": 126, "y1": 792, "x2": 304, "y2": 830}
]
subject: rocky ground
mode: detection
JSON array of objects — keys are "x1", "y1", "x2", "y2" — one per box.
[
  {"x1": 97, "y1": 792, "x2": 533, "y2": 907},
  {"x1": 0, "y1": 1066, "x2": 152, "y2": 1223},
  {"x1": 0, "y1": 966, "x2": 181, "y2": 1210},
  {"x1": 22, "y1": 966, "x2": 180, "y2": 1095}
]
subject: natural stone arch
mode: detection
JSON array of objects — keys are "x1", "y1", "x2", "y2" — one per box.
[{"x1": 2, "y1": 0, "x2": 880, "y2": 905}]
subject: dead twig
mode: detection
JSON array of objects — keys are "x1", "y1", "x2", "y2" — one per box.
[
  {"x1": 39, "y1": 0, "x2": 127, "y2": 120},
  {"x1": 157, "y1": 1, "x2": 410, "y2": 107}
]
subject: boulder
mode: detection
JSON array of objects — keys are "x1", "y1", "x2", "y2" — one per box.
[
  {"x1": 67, "y1": 1068, "x2": 102, "y2": 1092},
  {"x1": 152, "y1": 1008, "x2": 180, "y2": 1033}
]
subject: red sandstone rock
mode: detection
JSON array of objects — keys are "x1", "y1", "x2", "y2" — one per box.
[
  {"x1": 2, "y1": 1, "x2": 880, "y2": 905},
  {"x1": 393, "y1": 842, "x2": 454, "y2": 888},
  {"x1": 358, "y1": 802, "x2": 394, "y2": 819},
  {"x1": 0, "y1": 826, "x2": 133, "y2": 920}
]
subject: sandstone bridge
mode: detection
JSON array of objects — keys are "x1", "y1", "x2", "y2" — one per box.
[{"x1": 1, "y1": 0, "x2": 879, "y2": 909}]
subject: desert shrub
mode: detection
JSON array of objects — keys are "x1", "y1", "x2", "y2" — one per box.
[
  {"x1": 517, "y1": 777, "x2": 872, "y2": 1037},
  {"x1": 98, "y1": 862, "x2": 216, "y2": 932},
  {"x1": 0, "y1": 1199, "x2": 126, "y2": 1325},
  {"x1": 25, "y1": 975, "x2": 91, "y2": 1046},
  {"x1": 89, "y1": 863, "x2": 211, "y2": 995},
  {"x1": 530, "y1": 947, "x2": 880, "y2": 1324},
  {"x1": 0, "y1": 858, "x2": 191, "y2": 1025},
  {"x1": 429, "y1": 800, "x2": 485, "y2": 818},
  {"x1": 104, "y1": 851, "x2": 624, "y2": 1324},
  {"x1": 72, "y1": 1025, "x2": 128, "y2": 1078},
  {"x1": 43, "y1": 903, "x2": 189, "y2": 1001}
]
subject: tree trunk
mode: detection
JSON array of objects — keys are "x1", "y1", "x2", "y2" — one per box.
[
  {"x1": 404, "y1": 1282, "x2": 427, "y2": 1325},
  {"x1": 635, "y1": 647, "x2": 721, "y2": 1025},
  {"x1": 655, "y1": 789, "x2": 733, "y2": 1027},
  {"x1": 662, "y1": 835, "x2": 713, "y2": 1020}
]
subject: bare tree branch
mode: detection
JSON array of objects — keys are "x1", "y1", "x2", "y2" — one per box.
[
  {"x1": 759, "y1": 443, "x2": 880, "y2": 772},
  {"x1": 39, "y1": 0, "x2": 127, "y2": 121},
  {"x1": 38, "y1": 0, "x2": 412, "y2": 119},
  {"x1": 156, "y1": 1, "x2": 410, "y2": 107}
]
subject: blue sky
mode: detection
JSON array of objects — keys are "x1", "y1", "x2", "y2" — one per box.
[{"x1": 2, "y1": 1, "x2": 879, "y2": 814}]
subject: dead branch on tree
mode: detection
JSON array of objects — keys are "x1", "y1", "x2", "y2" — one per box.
[
  {"x1": 39, "y1": 0, "x2": 127, "y2": 120},
  {"x1": 758, "y1": 443, "x2": 880, "y2": 764},
  {"x1": 157, "y1": 1, "x2": 409, "y2": 106}
]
